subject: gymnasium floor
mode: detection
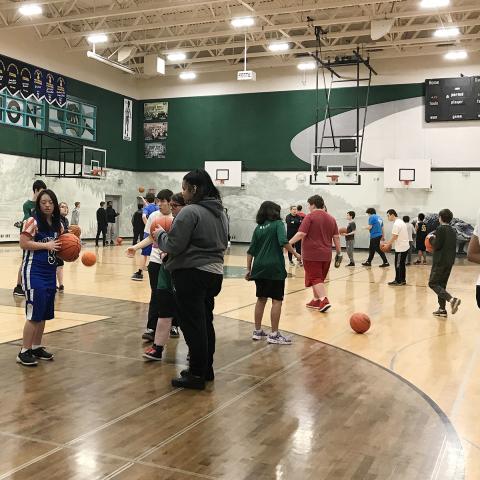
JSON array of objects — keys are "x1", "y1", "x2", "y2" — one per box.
[{"x1": 0, "y1": 243, "x2": 478, "y2": 479}]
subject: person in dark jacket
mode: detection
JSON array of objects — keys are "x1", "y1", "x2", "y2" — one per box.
[
  {"x1": 285, "y1": 205, "x2": 303, "y2": 266},
  {"x1": 95, "y1": 201, "x2": 108, "y2": 247},
  {"x1": 131, "y1": 204, "x2": 144, "y2": 245},
  {"x1": 106, "y1": 201, "x2": 120, "y2": 245},
  {"x1": 428, "y1": 209, "x2": 461, "y2": 317},
  {"x1": 154, "y1": 169, "x2": 228, "y2": 390}
]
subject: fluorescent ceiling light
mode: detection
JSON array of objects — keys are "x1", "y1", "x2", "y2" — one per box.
[
  {"x1": 297, "y1": 62, "x2": 316, "y2": 71},
  {"x1": 268, "y1": 43, "x2": 290, "y2": 52},
  {"x1": 167, "y1": 52, "x2": 187, "y2": 62},
  {"x1": 179, "y1": 71, "x2": 196, "y2": 80},
  {"x1": 434, "y1": 27, "x2": 460, "y2": 37},
  {"x1": 87, "y1": 51, "x2": 135, "y2": 74},
  {"x1": 18, "y1": 4, "x2": 42, "y2": 16},
  {"x1": 231, "y1": 17, "x2": 254, "y2": 28},
  {"x1": 444, "y1": 50, "x2": 467, "y2": 60},
  {"x1": 420, "y1": 0, "x2": 449, "y2": 8},
  {"x1": 87, "y1": 33, "x2": 108, "y2": 44}
]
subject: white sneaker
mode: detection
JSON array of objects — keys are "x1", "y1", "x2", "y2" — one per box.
[
  {"x1": 252, "y1": 329, "x2": 268, "y2": 341},
  {"x1": 267, "y1": 332, "x2": 292, "y2": 345}
]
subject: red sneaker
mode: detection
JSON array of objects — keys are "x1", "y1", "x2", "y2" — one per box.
[
  {"x1": 318, "y1": 297, "x2": 331, "y2": 312},
  {"x1": 306, "y1": 299, "x2": 321, "y2": 309}
]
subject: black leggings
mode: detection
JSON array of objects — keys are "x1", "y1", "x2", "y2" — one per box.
[
  {"x1": 172, "y1": 268, "x2": 223, "y2": 378},
  {"x1": 429, "y1": 265, "x2": 453, "y2": 309}
]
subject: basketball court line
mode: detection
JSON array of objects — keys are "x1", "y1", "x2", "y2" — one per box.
[
  {"x1": 102, "y1": 344, "x2": 326, "y2": 480},
  {"x1": 0, "y1": 343, "x2": 273, "y2": 479}
]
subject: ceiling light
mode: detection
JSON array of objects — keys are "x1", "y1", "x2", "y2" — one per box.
[
  {"x1": 87, "y1": 33, "x2": 108, "y2": 44},
  {"x1": 420, "y1": 0, "x2": 449, "y2": 8},
  {"x1": 231, "y1": 17, "x2": 254, "y2": 28},
  {"x1": 444, "y1": 50, "x2": 467, "y2": 60},
  {"x1": 297, "y1": 62, "x2": 316, "y2": 71},
  {"x1": 86, "y1": 51, "x2": 135, "y2": 74},
  {"x1": 179, "y1": 71, "x2": 196, "y2": 80},
  {"x1": 434, "y1": 27, "x2": 460, "y2": 38},
  {"x1": 268, "y1": 43, "x2": 290, "y2": 52},
  {"x1": 167, "y1": 52, "x2": 187, "y2": 62},
  {"x1": 18, "y1": 4, "x2": 42, "y2": 16}
]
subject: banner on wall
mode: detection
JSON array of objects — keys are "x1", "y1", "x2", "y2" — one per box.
[
  {"x1": 123, "y1": 98, "x2": 132, "y2": 141},
  {"x1": 0, "y1": 54, "x2": 67, "y2": 106}
]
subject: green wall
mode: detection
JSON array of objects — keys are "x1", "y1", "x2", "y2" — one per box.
[
  {"x1": 139, "y1": 82, "x2": 423, "y2": 172},
  {"x1": 0, "y1": 77, "x2": 138, "y2": 171}
]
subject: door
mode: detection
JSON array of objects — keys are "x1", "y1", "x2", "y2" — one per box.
[{"x1": 105, "y1": 194, "x2": 122, "y2": 236}]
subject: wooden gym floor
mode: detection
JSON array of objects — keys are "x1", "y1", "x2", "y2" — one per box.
[{"x1": 0, "y1": 243, "x2": 478, "y2": 479}]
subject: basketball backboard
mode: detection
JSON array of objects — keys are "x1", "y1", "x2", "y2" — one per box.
[
  {"x1": 384, "y1": 158, "x2": 431, "y2": 189},
  {"x1": 83, "y1": 146, "x2": 107, "y2": 179},
  {"x1": 204, "y1": 161, "x2": 242, "y2": 187},
  {"x1": 310, "y1": 152, "x2": 361, "y2": 185}
]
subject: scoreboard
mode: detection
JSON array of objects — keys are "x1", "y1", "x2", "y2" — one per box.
[{"x1": 425, "y1": 76, "x2": 480, "y2": 122}]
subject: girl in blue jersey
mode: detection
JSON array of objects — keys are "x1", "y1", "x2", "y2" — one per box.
[{"x1": 17, "y1": 189, "x2": 62, "y2": 366}]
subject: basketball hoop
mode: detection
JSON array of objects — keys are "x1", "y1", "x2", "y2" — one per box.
[
  {"x1": 401, "y1": 180, "x2": 411, "y2": 188},
  {"x1": 91, "y1": 168, "x2": 107, "y2": 179},
  {"x1": 326, "y1": 174, "x2": 339, "y2": 185}
]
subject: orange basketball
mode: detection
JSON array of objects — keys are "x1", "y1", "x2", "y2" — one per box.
[
  {"x1": 81, "y1": 251, "x2": 97, "y2": 267},
  {"x1": 57, "y1": 233, "x2": 81, "y2": 262},
  {"x1": 350, "y1": 312, "x2": 371, "y2": 334},
  {"x1": 425, "y1": 234, "x2": 434, "y2": 253},
  {"x1": 150, "y1": 215, "x2": 173, "y2": 236},
  {"x1": 69, "y1": 225, "x2": 81, "y2": 238},
  {"x1": 116, "y1": 237, "x2": 123, "y2": 246},
  {"x1": 380, "y1": 242, "x2": 391, "y2": 253},
  {"x1": 138, "y1": 186, "x2": 145, "y2": 193},
  {"x1": 338, "y1": 227, "x2": 348, "y2": 235}
]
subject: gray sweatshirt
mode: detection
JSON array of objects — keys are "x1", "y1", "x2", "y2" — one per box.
[
  {"x1": 71, "y1": 208, "x2": 80, "y2": 225},
  {"x1": 157, "y1": 198, "x2": 228, "y2": 272}
]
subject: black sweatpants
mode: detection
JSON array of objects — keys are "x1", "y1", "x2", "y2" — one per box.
[
  {"x1": 428, "y1": 265, "x2": 453, "y2": 309},
  {"x1": 95, "y1": 224, "x2": 107, "y2": 246},
  {"x1": 287, "y1": 235, "x2": 301, "y2": 262},
  {"x1": 366, "y1": 236, "x2": 388, "y2": 264},
  {"x1": 132, "y1": 228, "x2": 143, "y2": 245},
  {"x1": 172, "y1": 268, "x2": 223, "y2": 378},
  {"x1": 394, "y1": 250, "x2": 408, "y2": 283},
  {"x1": 146, "y1": 262, "x2": 178, "y2": 330}
]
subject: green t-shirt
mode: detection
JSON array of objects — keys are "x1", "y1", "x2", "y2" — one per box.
[
  {"x1": 157, "y1": 263, "x2": 173, "y2": 291},
  {"x1": 23, "y1": 200, "x2": 36, "y2": 220},
  {"x1": 247, "y1": 220, "x2": 288, "y2": 281}
]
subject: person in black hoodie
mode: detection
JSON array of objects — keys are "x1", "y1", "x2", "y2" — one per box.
[
  {"x1": 106, "y1": 201, "x2": 120, "y2": 245},
  {"x1": 154, "y1": 169, "x2": 228, "y2": 390},
  {"x1": 95, "y1": 201, "x2": 108, "y2": 247},
  {"x1": 131, "y1": 203, "x2": 144, "y2": 245}
]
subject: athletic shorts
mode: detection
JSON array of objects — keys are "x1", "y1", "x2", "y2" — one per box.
[
  {"x1": 157, "y1": 289, "x2": 176, "y2": 318},
  {"x1": 416, "y1": 238, "x2": 427, "y2": 252},
  {"x1": 141, "y1": 232, "x2": 153, "y2": 256},
  {"x1": 254, "y1": 279, "x2": 285, "y2": 301},
  {"x1": 56, "y1": 257, "x2": 64, "y2": 267},
  {"x1": 303, "y1": 260, "x2": 331, "y2": 287},
  {"x1": 25, "y1": 288, "x2": 56, "y2": 322}
]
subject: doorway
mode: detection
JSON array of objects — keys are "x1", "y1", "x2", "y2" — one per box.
[{"x1": 105, "y1": 194, "x2": 122, "y2": 237}]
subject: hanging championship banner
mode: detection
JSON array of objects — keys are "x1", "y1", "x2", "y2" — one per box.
[
  {"x1": 0, "y1": 54, "x2": 67, "y2": 106},
  {"x1": 123, "y1": 98, "x2": 132, "y2": 141}
]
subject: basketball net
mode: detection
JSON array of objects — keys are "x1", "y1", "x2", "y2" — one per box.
[
  {"x1": 215, "y1": 179, "x2": 225, "y2": 186},
  {"x1": 401, "y1": 180, "x2": 411, "y2": 188},
  {"x1": 326, "y1": 174, "x2": 339, "y2": 185}
]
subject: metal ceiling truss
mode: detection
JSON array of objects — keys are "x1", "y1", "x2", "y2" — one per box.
[{"x1": 1, "y1": 0, "x2": 479, "y2": 75}]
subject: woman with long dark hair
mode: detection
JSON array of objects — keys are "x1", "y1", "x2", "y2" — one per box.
[
  {"x1": 17, "y1": 189, "x2": 62, "y2": 366},
  {"x1": 154, "y1": 170, "x2": 228, "y2": 390}
]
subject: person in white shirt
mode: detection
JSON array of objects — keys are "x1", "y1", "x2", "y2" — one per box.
[
  {"x1": 384, "y1": 209, "x2": 410, "y2": 286},
  {"x1": 403, "y1": 215, "x2": 414, "y2": 265},
  {"x1": 467, "y1": 209, "x2": 480, "y2": 308}
]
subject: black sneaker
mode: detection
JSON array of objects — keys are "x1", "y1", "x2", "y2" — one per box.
[
  {"x1": 171, "y1": 373, "x2": 205, "y2": 390},
  {"x1": 450, "y1": 298, "x2": 461, "y2": 314},
  {"x1": 361, "y1": 262, "x2": 371, "y2": 267},
  {"x1": 16, "y1": 349, "x2": 38, "y2": 366},
  {"x1": 142, "y1": 329, "x2": 154, "y2": 342},
  {"x1": 180, "y1": 368, "x2": 214, "y2": 381},
  {"x1": 13, "y1": 284, "x2": 24, "y2": 296},
  {"x1": 345, "y1": 263, "x2": 355, "y2": 267},
  {"x1": 388, "y1": 281, "x2": 399, "y2": 286},
  {"x1": 58, "y1": 285, "x2": 64, "y2": 293},
  {"x1": 143, "y1": 345, "x2": 163, "y2": 361},
  {"x1": 433, "y1": 309, "x2": 448, "y2": 317},
  {"x1": 379, "y1": 263, "x2": 390, "y2": 268},
  {"x1": 397, "y1": 281, "x2": 406, "y2": 286},
  {"x1": 131, "y1": 270, "x2": 143, "y2": 281},
  {"x1": 169, "y1": 326, "x2": 180, "y2": 338},
  {"x1": 31, "y1": 347, "x2": 54, "y2": 361}
]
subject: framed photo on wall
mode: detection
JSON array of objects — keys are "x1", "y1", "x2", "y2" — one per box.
[
  {"x1": 144, "y1": 122, "x2": 167, "y2": 141},
  {"x1": 144, "y1": 102, "x2": 168, "y2": 122},
  {"x1": 144, "y1": 141, "x2": 166, "y2": 159}
]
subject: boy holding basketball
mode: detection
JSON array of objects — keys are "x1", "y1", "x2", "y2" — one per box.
[
  {"x1": 18, "y1": 189, "x2": 62, "y2": 366},
  {"x1": 428, "y1": 209, "x2": 461, "y2": 317}
]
